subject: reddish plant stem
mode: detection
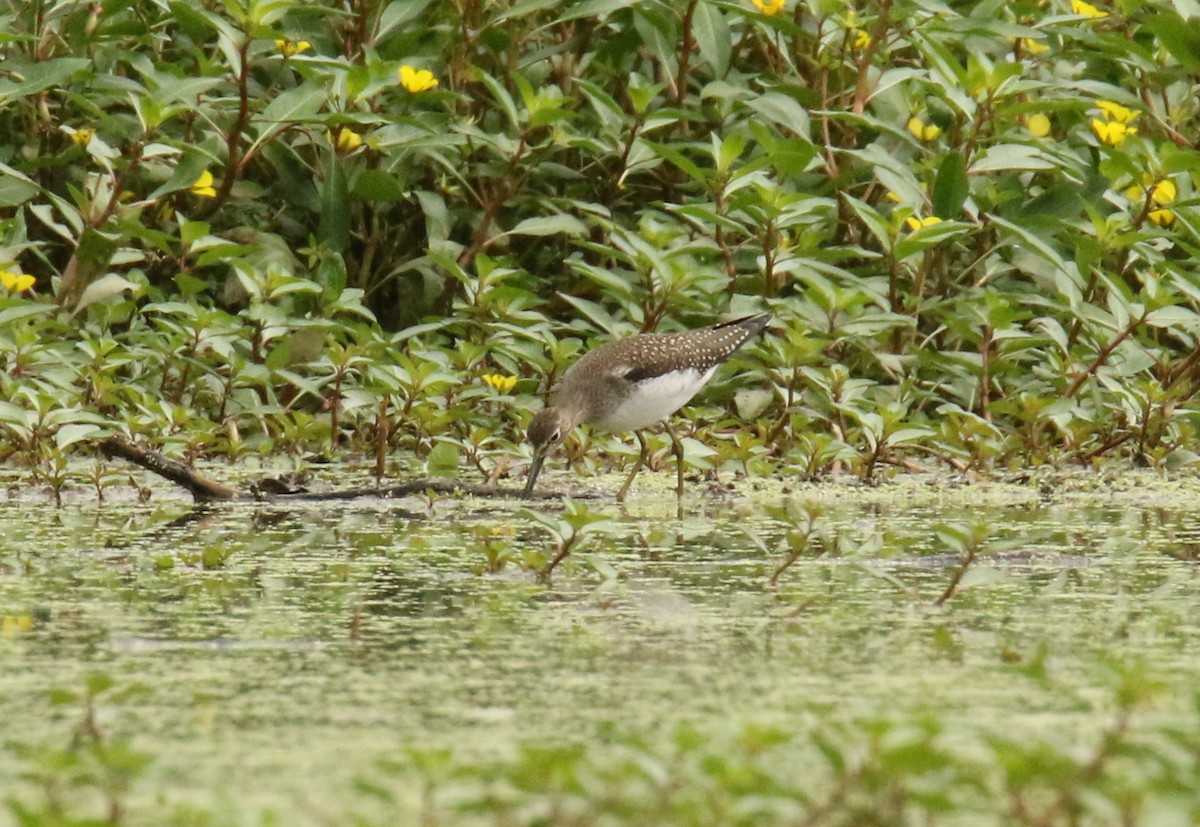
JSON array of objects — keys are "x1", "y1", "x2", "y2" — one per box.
[{"x1": 1064, "y1": 311, "x2": 1148, "y2": 399}]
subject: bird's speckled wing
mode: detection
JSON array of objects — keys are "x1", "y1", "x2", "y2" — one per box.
[
  {"x1": 551, "y1": 313, "x2": 771, "y2": 431},
  {"x1": 600, "y1": 314, "x2": 770, "y2": 383}
]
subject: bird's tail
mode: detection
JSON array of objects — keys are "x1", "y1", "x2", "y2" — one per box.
[{"x1": 713, "y1": 312, "x2": 771, "y2": 342}]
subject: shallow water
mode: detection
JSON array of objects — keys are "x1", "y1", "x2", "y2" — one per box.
[{"x1": 2, "y1": 469, "x2": 1199, "y2": 824}]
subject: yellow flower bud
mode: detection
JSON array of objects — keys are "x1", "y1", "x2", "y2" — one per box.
[
  {"x1": 328, "y1": 128, "x2": 364, "y2": 153},
  {"x1": 1025, "y1": 113, "x2": 1051, "y2": 138}
]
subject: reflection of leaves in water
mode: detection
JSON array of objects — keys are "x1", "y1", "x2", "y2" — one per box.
[{"x1": 5, "y1": 478, "x2": 1200, "y2": 823}]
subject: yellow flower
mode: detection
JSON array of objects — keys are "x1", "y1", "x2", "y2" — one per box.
[
  {"x1": 885, "y1": 190, "x2": 903, "y2": 203},
  {"x1": 482, "y1": 373, "x2": 517, "y2": 393},
  {"x1": 275, "y1": 38, "x2": 311, "y2": 57},
  {"x1": 1150, "y1": 178, "x2": 1177, "y2": 206},
  {"x1": 1091, "y1": 119, "x2": 1135, "y2": 146},
  {"x1": 1022, "y1": 38, "x2": 1049, "y2": 54},
  {"x1": 905, "y1": 215, "x2": 943, "y2": 231},
  {"x1": 399, "y1": 65, "x2": 439, "y2": 93},
  {"x1": 852, "y1": 29, "x2": 872, "y2": 49},
  {"x1": 191, "y1": 170, "x2": 217, "y2": 197},
  {"x1": 2, "y1": 615, "x2": 34, "y2": 636},
  {"x1": 70, "y1": 127, "x2": 94, "y2": 147},
  {"x1": 1025, "y1": 113, "x2": 1051, "y2": 138},
  {"x1": 1096, "y1": 100, "x2": 1137, "y2": 124},
  {"x1": 751, "y1": 0, "x2": 785, "y2": 14},
  {"x1": 1149, "y1": 208, "x2": 1175, "y2": 226},
  {"x1": 1070, "y1": 0, "x2": 1106, "y2": 16},
  {"x1": 0, "y1": 269, "x2": 35, "y2": 292},
  {"x1": 907, "y1": 116, "x2": 941, "y2": 142},
  {"x1": 1125, "y1": 172, "x2": 1154, "y2": 201},
  {"x1": 329, "y1": 127, "x2": 364, "y2": 153}
]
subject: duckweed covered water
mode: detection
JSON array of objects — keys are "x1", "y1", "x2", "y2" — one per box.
[{"x1": 2, "y1": 469, "x2": 1200, "y2": 825}]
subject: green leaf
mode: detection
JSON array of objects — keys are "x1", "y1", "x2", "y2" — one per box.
[
  {"x1": 1021, "y1": 183, "x2": 1085, "y2": 219},
  {"x1": 71, "y1": 273, "x2": 140, "y2": 317},
  {"x1": 843, "y1": 195, "x2": 892, "y2": 251},
  {"x1": 426, "y1": 441, "x2": 460, "y2": 477},
  {"x1": 932, "y1": 150, "x2": 968, "y2": 220},
  {"x1": 250, "y1": 83, "x2": 327, "y2": 155},
  {"x1": 641, "y1": 139, "x2": 710, "y2": 184},
  {"x1": 745, "y1": 91, "x2": 811, "y2": 139},
  {"x1": 502, "y1": 215, "x2": 589, "y2": 238},
  {"x1": 988, "y1": 214, "x2": 1071, "y2": 279},
  {"x1": 633, "y1": 5, "x2": 678, "y2": 75},
  {"x1": 1146, "y1": 12, "x2": 1200, "y2": 71},
  {"x1": 0, "y1": 162, "x2": 39, "y2": 207},
  {"x1": 552, "y1": 0, "x2": 639, "y2": 23},
  {"x1": 1146, "y1": 306, "x2": 1200, "y2": 331},
  {"x1": 353, "y1": 170, "x2": 408, "y2": 202},
  {"x1": 892, "y1": 221, "x2": 971, "y2": 260},
  {"x1": 693, "y1": 1, "x2": 731, "y2": 77},
  {"x1": 0, "y1": 58, "x2": 91, "y2": 101},
  {"x1": 319, "y1": 158, "x2": 350, "y2": 252},
  {"x1": 30, "y1": 203, "x2": 77, "y2": 244},
  {"x1": 476, "y1": 69, "x2": 521, "y2": 129},
  {"x1": 970, "y1": 144, "x2": 1057, "y2": 173},
  {"x1": 55, "y1": 423, "x2": 104, "y2": 450},
  {"x1": 180, "y1": 221, "x2": 211, "y2": 246},
  {"x1": 416, "y1": 190, "x2": 453, "y2": 254},
  {"x1": 146, "y1": 153, "x2": 217, "y2": 201},
  {"x1": 375, "y1": 0, "x2": 435, "y2": 40},
  {"x1": 167, "y1": 2, "x2": 243, "y2": 72},
  {"x1": 958, "y1": 566, "x2": 1008, "y2": 590},
  {"x1": 0, "y1": 303, "x2": 53, "y2": 327}
]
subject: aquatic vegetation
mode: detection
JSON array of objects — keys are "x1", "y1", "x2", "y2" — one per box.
[{"x1": 2, "y1": 485, "x2": 1200, "y2": 824}]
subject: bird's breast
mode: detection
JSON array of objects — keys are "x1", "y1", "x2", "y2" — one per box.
[{"x1": 588, "y1": 366, "x2": 717, "y2": 432}]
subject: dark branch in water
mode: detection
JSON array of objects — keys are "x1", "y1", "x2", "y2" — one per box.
[
  {"x1": 101, "y1": 436, "x2": 237, "y2": 501},
  {"x1": 99, "y1": 436, "x2": 566, "y2": 503}
]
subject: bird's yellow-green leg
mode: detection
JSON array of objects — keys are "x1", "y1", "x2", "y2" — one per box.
[
  {"x1": 616, "y1": 431, "x2": 650, "y2": 502},
  {"x1": 665, "y1": 423, "x2": 685, "y2": 500}
]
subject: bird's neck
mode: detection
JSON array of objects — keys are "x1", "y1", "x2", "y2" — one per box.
[{"x1": 549, "y1": 385, "x2": 592, "y2": 428}]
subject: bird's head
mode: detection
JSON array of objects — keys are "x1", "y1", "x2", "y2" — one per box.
[{"x1": 523, "y1": 407, "x2": 575, "y2": 497}]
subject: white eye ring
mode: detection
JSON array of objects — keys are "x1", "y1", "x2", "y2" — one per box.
[{"x1": 550, "y1": 428, "x2": 562, "y2": 443}]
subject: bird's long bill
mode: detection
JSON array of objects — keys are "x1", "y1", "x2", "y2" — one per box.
[{"x1": 523, "y1": 452, "x2": 546, "y2": 498}]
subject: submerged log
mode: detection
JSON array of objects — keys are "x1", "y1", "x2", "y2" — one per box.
[
  {"x1": 99, "y1": 436, "x2": 557, "y2": 503},
  {"x1": 101, "y1": 436, "x2": 237, "y2": 501}
]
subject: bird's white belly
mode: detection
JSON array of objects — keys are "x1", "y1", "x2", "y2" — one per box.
[{"x1": 591, "y1": 367, "x2": 717, "y2": 432}]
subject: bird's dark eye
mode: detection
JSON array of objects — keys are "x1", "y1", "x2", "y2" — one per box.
[{"x1": 550, "y1": 428, "x2": 562, "y2": 443}]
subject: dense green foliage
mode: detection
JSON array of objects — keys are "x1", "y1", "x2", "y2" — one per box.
[{"x1": 6, "y1": 0, "x2": 1200, "y2": 478}]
